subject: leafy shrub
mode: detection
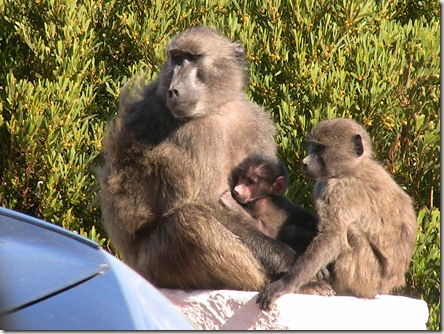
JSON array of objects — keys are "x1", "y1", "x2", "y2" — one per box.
[
  {"x1": 405, "y1": 207, "x2": 440, "y2": 329},
  {"x1": 0, "y1": 0, "x2": 439, "y2": 329}
]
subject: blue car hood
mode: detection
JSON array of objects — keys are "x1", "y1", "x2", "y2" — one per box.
[{"x1": 0, "y1": 207, "x2": 107, "y2": 314}]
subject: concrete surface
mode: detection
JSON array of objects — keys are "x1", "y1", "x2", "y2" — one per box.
[{"x1": 161, "y1": 289, "x2": 429, "y2": 330}]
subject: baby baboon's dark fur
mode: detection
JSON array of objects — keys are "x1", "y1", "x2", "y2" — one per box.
[
  {"x1": 221, "y1": 154, "x2": 319, "y2": 255},
  {"x1": 220, "y1": 154, "x2": 334, "y2": 296},
  {"x1": 257, "y1": 118, "x2": 418, "y2": 310},
  {"x1": 97, "y1": 27, "x2": 300, "y2": 291}
]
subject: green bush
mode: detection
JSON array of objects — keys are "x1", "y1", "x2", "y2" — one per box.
[
  {"x1": 0, "y1": 0, "x2": 439, "y2": 329},
  {"x1": 405, "y1": 207, "x2": 440, "y2": 329}
]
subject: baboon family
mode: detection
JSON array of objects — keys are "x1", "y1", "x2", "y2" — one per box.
[{"x1": 97, "y1": 27, "x2": 417, "y2": 311}]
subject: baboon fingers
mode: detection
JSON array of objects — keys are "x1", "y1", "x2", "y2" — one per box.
[
  {"x1": 219, "y1": 190, "x2": 237, "y2": 208},
  {"x1": 256, "y1": 279, "x2": 291, "y2": 311},
  {"x1": 298, "y1": 281, "x2": 336, "y2": 296},
  {"x1": 316, "y1": 267, "x2": 331, "y2": 281}
]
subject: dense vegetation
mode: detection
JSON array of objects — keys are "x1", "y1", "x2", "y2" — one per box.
[{"x1": 0, "y1": 0, "x2": 439, "y2": 329}]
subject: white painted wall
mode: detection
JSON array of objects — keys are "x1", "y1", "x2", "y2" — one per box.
[{"x1": 161, "y1": 289, "x2": 429, "y2": 330}]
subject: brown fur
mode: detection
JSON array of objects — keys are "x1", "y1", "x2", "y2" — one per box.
[
  {"x1": 97, "y1": 27, "x2": 299, "y2": 291},
  {"x1": 256, "y1": 118, "x2": 417, "y2": 310}
]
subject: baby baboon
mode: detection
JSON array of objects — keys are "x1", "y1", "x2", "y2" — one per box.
[
  {"x1": 220, "y1": 154, "x2": 319, "y2": 255},
  {"x1": 256, "y1": 118, "x2": 418, "y2": 311},
  {"x1": 97, "y1": 27, "x2": 300, "y2": 292}
]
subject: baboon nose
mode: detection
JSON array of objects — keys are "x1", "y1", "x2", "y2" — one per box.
[{"x1": 168, "y1": 88, "x2": 179, "y2": 99}]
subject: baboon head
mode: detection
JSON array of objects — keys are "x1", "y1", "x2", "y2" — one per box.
[
  {"x1": 157, "y1": 26, "x2": 247, "y2": 119},
  {"x1": 231, "y1": 155, "x2": 288, "y2": 204},
  {"x1": 302, "y1": 118, "x2": 374, "y2": 180}
]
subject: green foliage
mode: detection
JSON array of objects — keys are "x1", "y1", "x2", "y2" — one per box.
[
  {"x1": 75, "y1": 225, "x2": 107, "y2": 247},
  {"x1": 405, "y1": 207, "x2": 441, "y2": 329},
  {"x1": 1, "y1": 0, "x2": 109, "y2": 233},
  {"x1": 0, "y1": 0, "x2": 439, "y2": 329}
]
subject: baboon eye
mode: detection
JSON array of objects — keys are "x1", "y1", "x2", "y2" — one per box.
[
  {"x1": 169, "y1": 50, "x2": 186, "y2": 64},
  {"x1": 245, "y1": 177, "x2": 256, "y2": 185},
  {"x1": 353, "y1": 134, "x2": 364, "y2": 157},
  {"x1": 187, "y1": 54, "x2": 202, "y2": 62},
  {"x1": 311, "y1": 143, "x2": 325, "y2": 154},
  {"x1": 170, "y1": 51, "x2": 202, "y2": 65}
]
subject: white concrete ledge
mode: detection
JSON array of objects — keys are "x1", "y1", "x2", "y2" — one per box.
[{"x1": 160, "y1": 289, "x2": 429, "y2": 330}]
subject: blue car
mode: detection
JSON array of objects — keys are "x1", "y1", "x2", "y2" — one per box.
[{"x1": 0, "y1": 207, "x2": 194, "y2": 330}]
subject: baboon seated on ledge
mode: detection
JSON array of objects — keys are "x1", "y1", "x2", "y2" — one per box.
[
  {"x1": 97, "y1": 26, "x2": 331, "y2": 297},
  {"x1": 256, "y1": 118, "x2": 418, "y2": 311}
]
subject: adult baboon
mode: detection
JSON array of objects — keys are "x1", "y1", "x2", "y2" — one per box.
[
  {"x1": 256, "y1": 118, "x2": 418, "y2": 310},
  {"x1": 97, "y1": 27, "x2": 299, "y2": 291}
]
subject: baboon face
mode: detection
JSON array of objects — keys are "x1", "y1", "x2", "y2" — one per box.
[
  {"x1": 232, "y1": 172, "x2": 271, "y2": 204},
  {"x1": 302, "y1": 118, "x2": 372, "y2": 179},
  {"x1": 232, "y1": 155, "x2": 287, "y2": 204},
  {"x1": 301, "y1": 142, "x2": 328, "y2": 179},
  {"x1": 165, "y1": 49, "x2": 206, "y2": 118},
  {"x1": 159, "y1": 27, "x2": 246, "y2": 119}
]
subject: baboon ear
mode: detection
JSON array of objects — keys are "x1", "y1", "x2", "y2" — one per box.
[
  {"x1": 272, "y1": 176, "x2": 287, "y2": 196},
  {"x1": 353, "y1": 134, "x2": 364, "y2": 157},
  {"x1": 233, "y1": 42, "x2": 245, "y2": 59}
]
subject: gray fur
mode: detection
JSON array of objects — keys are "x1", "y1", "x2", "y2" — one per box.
[{"x1": 97, "y1": 27, "x2": 299, "y2": 291}]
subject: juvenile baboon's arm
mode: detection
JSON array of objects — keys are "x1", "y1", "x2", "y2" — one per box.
[{"x1": 256, "y1": 230, "x2": 345, "y2": 310}]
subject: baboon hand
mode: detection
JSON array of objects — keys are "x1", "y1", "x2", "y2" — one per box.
[
  {"x1": 316, "y1": 266, "x2": 331, "y2": 281},
  {"x1": 256, "y1": 279, "x2": 291, "y2": 311},
  {"x1": 219, "y1": 190, "x2": 238, "y2": 209},
  {"x1": 298, "y1": 281, "x2": 336, "y2": 296}
]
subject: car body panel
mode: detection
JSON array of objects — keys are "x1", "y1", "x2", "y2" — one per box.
[
  {"x1": 0, "y1": 211, "x2": 107, "y2": 314},
  {"x1": 0, "y1": 207, "x2": 194, "y2": 330}
]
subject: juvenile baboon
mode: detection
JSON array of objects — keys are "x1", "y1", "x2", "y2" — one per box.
[
  {"x1": 97, "y1": 27, "x2": 301, "y2": 291},
  {"x1": 220, "y1": 154, "x2": 319, "y2": 255},
  {"x1": 256, "y1": 118, "x2": 418, "y2": 311}
]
